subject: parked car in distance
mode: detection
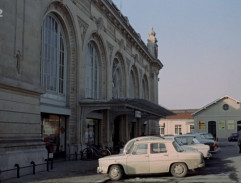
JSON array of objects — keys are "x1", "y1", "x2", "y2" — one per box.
[
  {"x1": 228, "y1": 133, "x2": 238, "y2": 142},
  {"x1": 174, "y1": 135, "x2": 212, "y2": 159},
  {"x1": 97, "y1": 138, "x2": 205, "y2": 181},
  {"x1": 189, "y1": 133, "x2": 220, "y2": 153}
]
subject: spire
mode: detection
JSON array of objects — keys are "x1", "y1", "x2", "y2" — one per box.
[
  {"x1": 148, "y1": 27, "x2": 157, "y2": 43},
  {"x1": 147, "y1": 27, "x2": 158, "y2": 59}
]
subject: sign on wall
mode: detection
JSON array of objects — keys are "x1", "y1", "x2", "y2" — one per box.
[
  {"x1": 227, "y1": 120, "x2": 235, "y2": 130},
  {"x1": 198, "y1": 120, "x2": 206, "y2": 130},
  {"x1": 219, "y1": 120, "x2": 226, "y2": 130}
]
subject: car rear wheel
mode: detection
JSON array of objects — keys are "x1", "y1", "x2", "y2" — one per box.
[
  {"x1": 170, "y1": 162, "x2": 188, "y2": 178},
  {"x1": 109, "y1": 165, "x2": 123, "y2": 181}
]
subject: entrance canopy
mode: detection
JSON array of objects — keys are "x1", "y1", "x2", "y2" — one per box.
[{"x1": 79, "y1": 98, "x2": 173, "y2": 120}]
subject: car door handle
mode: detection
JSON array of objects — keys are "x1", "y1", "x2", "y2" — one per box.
[
  {"x1": 163, "y1": 154, "x2": 168, "y2": 156},
  {"x1": 145, "y1": 155, "x2": 149, "y2": 157}
]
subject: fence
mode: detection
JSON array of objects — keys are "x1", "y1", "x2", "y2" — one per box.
[
  {"x1": 0, "y1": 159, "x2": 53, "y2": 183},
  {"x1": 0, "y1": 150, "x2": 99, "y2": 182}
]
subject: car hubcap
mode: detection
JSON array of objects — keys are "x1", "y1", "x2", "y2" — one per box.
[
  {"x1": 111, "y1": 168, "x2": 119, "y2": 177},
  {"x1": 175, "y1": 164, "x2": 184, "y2": 175}
]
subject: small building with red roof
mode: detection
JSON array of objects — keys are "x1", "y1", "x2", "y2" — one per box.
[{"x1": 159, "y1": 109, "x2": 198, "y2": 136}]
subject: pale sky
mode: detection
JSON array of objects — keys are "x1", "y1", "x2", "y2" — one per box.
[{"x1": 113, "y1": 0, "x2": 241, "y2": 109}]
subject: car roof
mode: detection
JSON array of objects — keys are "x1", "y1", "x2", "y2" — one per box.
[
  {"x1": 134, "y1": 138, "x2": 174, "y2": 144},
  {"x1": 175, "y1": 134, "x2": 196, "y2": 137}
]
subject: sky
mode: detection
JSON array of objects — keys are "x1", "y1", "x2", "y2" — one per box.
[{"x1": 112, "y1": 0, "x2": 241, "y2": 109}]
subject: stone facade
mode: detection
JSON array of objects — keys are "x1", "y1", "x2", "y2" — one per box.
[{"x1": 0, "y1": 0, "x2": 167, "y2": 177}]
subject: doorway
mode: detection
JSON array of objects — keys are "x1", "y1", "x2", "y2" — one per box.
[
  {"x1": 208, "y1": 121, "x2": 217, "y2": 138},
  {"x1": 42, "y1": 114, "x2": 66, "y2": 159},
  {"x1": 237, "y1": 121, "x2": 241, "y2": 132},
  {"x1": 85, "y1": 119, "x2": 100, "y2": 146}
]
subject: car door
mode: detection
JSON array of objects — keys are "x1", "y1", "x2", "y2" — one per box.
[
  {"x1": 149, "y1": 142, "x2": 169, "y2": 173},
  {"x1": 126, "y1": 143, "x2": 149, "y2": 174}
]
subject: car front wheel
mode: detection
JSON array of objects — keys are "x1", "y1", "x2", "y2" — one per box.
[
  {"x1": 170, "y1": 162, "x2": 188, "y2": 178},
  {"x1": 109, "y1": 165, "x2": 123, "y2": 181}
]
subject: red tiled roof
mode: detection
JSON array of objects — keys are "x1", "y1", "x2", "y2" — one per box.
[{"x1": 165, "y1": 112, "x2": 194, "y2": 119}]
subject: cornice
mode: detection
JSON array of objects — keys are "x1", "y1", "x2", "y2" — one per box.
[{"x1": 93, "y1": 0, "x2": 163, "y2": 68}]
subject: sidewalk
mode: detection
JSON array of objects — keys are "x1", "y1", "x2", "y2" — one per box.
[{"x1": 3, "y1": 160, "x2": 109, "y2": 183}]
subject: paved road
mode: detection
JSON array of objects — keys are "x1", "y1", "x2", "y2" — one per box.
[{"x1": 108, "y1": 142, "x2": 241, "y2": 183}]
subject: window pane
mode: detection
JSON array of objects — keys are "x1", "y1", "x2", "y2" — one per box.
[
  {"x1": 85, "y1": 42, "x2": 99, "y2": 99},
  {"x1": 41, "y1": 14, "x2": 66, "y2": 96},
  {"x1": 112, "y1": 59, "x2": 122, "y2": 98},
  {"x1": 132, "y1": 144, "x2": 148, "y2": 155},
  {"x1": 129, "y1": 72, "x2": 135, "y2": 98},
  {"x1": 151, "y1": 143, "x2": 167, "y2": 153}
]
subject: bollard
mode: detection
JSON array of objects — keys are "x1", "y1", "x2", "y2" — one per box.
[
  {"x1": 30, "y1": 161, "x2": 36, "y2": 174},
  {"x1": 50, "y1": 158, "x2": 53, "y2": 170},
  {"x1": 14, "y1": 164, "x2": 20, "y2": 178},
  {"x1": 75, "y1": 152, "x2": 77, "y2": 160},
  {"x1": 80, "y1": 151, "x2": 83, "y2": 160},
  {"x1": 45, "y1": 159, "x2": 49, "y2": 171}
]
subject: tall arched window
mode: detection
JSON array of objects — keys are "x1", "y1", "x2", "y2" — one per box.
[
  {"x1": 112, "y1": 59, "x2": 122, "y2": 98},
  {"x1": 129, "y1": 71, "x2": 135, "y2": 98},
  {"x1": 142, "y1": 79, "x2": 146, "y2": 99},
  {"x1": 85, "y1": 42, "x2": 99, "y2": 99},
  {"x1": 41, "y1": 14, "x2": 67, "y2": 97},
  {"x1": 142, "y1": 76, "x2": 149, "y2": 99}
]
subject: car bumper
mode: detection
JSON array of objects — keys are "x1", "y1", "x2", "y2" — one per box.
[
  {"x1": 97, "y1": 166, "x2": 103, "y2": 174},
  {"x1": 205, "y1": 152, "x2": 212, "y2": 159},
  {"x1": 97, "y1": 166, "x2": 108, "y2": 174},
  {"x1": 198, "y1": 162, "x2": 205, "y2": 168},
  {"x1": 210, "y1": 147, "x2": 220, "y2": 153}
]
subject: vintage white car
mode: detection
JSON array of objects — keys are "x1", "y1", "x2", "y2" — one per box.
[
  {"x1": 97, "y1": 138, "x2": 205, "y2": 180},
  {"x1": 174, "y1": 135, "x2": 212, "y2": 159}
]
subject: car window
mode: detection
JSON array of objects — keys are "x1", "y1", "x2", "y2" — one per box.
[
  {"x1": 150, "y1": 143, "x2": 167, "y2": 153},
  {"x1": 132, "y1": 144, "x2": 148, "y2": 155},
  {"x1": 124, "y1": 136, "x2": 163, "y2": 154},
  {"x1": 176, "y1": 138, "x2": 188, "y2": 145},
  {"x1": 173, "y1": 141, "x2": 184, "y2": 152}
]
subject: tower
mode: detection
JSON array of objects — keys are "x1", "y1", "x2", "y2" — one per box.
[{"x1": 147, "y1": 27, "x2": 158, "y2": 59}]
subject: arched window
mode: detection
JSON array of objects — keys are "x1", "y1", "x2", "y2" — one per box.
[
  {"x1": 129, "y1": 71, "x2": 135, "y2": 98},
  {"x1": 41, "y1": 14, "x2": 67, "y2": 96},
  {"x1": 142, "y1": 79, "x2": 146, "y2": 99},
  {"x1": 85, "y1": 42, "x2": 99, "y2": 99},
  {"x1": 112, "y1": 59, "x2": 122, "y2": 98},
  {"x1": 142, "y1": 76, "x2": 149, "y2": 100}
]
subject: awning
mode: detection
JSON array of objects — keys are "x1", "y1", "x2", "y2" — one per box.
[{"x1": 79, "y1": 98, "x2": 174, "y2": 120}]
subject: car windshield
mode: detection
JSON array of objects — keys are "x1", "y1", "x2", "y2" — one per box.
[
  {"x1": 192, "y1": 138, "x2": 200, "y2": 144},
  {"x1": 126, "y1": 141, "x2": 135, "y2": 154},
  {"x1": 173, "y1": 141, "x2": 184, "y2": 152},
  {"x1": 200, "y1": 133, "x2": 214, "y2": 140},
  {"x1": 175, "y1": 138, "x2": 185, "y2": 146}
]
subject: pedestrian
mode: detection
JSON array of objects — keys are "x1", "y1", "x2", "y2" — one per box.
[{"x1": 238, "y1": 130, "x2": 241, "y2": 153}]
